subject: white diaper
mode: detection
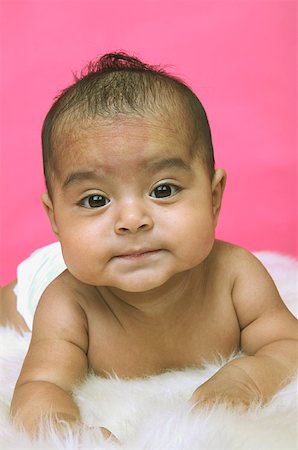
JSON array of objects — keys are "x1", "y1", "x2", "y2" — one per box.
[{"x1": 13, "y1": 242, "x2": 67, "y2": 330}]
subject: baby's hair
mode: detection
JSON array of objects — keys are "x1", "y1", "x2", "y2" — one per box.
[{"x1": 42, "y1": 51, "x2": 215, "y2": 196}]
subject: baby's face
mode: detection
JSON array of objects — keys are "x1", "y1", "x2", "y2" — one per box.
[{"x1": 43, "y1": 115, "x2": 225, "y2": 292}]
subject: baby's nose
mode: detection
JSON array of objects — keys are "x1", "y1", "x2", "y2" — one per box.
[{"x1": 114, "y1": 202, "x2": 153, "y2": 234}]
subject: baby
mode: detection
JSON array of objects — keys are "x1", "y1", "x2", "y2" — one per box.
[{"x1": 2, "y1": 52, "x2": 297, "y2": 438}]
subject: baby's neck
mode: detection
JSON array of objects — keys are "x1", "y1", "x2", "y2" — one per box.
[{"x1": 98, "y1": 263, "x2": 208, "y2": 321}]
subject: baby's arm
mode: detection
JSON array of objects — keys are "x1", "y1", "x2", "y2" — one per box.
[
  {"x1": 192, "y1": 248, "x2": 297, "y2": 409},
  {"x1": 10, "y1": 277, "x2": 89, "y2": 435}
]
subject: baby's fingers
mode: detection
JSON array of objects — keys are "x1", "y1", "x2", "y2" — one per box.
[
  {"x1": 81, "y1": 425, "x2": 119, "y2": 443},
  {"x1": 100, "y1": 426, "x2": 120, "y2": 443},
  {"x1": 190, "y1": 388, "x2": 250, "y2": 412},
  {"x1": 190, "y1": 391, "x2": 217, "y2": 410}
]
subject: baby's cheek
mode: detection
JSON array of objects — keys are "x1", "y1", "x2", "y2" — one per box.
[
  {"x1": 179, "y1": 220, "x2": 215, "y2": 264},
  {"x1": 58, "y1": 235, "x2": 100, "y2": 282},
  {"x1": 63, "y1": 256, "x2": 106, "y2": 286}
]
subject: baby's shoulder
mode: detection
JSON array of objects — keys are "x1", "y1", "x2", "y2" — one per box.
[
  {"x1": 41, "y1": 269, "x2": 82, "y2": 299},
  {"x1": 210, "y1": 240, "x2": 264, "y2": 278},
  {"x1": 32, "y1": 270, "x2": 89, "y2": 350},
  {"x1": 36, "y1": 270, "x2": 89, "y2": 327},
  {"x1": 42, "y1": 269, "x2": 90, "y2": 298},
  {"x1": 211, "y1": 239, "x2": 283, "y2": 306},
  {"x1": 210, "y1": 239, "x2": 248, "y2": 264}
]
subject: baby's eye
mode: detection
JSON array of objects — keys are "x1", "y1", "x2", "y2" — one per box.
[
  {"x1": 80, "y1": 194, "x2": 110, "y2": 209},
  {"x1": 150, "y1": 184, "x2": 180, "y2": 199}
]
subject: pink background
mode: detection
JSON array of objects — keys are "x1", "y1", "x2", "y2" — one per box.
[{"x1": 0, "y1": 0, "x2": 297, "y2": 285}]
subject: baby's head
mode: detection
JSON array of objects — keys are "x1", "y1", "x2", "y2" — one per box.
[
  {"x1": 42, "y1": 52, "x2": 215, "y2": 197},
  {"x1": 41, "y1": 52, "x2": 226, "y2": 292}
]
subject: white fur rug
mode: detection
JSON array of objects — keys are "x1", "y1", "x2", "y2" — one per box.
[{"x1": 0, "y1": 252, "x2": 297, "y2": 450}]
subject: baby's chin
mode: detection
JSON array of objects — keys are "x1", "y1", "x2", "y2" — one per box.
[
  {"x1": 105, "y1": 274, "x2": 175, "y2": 293},
  {"x1": 68, "y1": 268, "x2": 181, "y2": 293},
  {"x1": 66, "y1": 251, "x2": 210, "y2": 292}
]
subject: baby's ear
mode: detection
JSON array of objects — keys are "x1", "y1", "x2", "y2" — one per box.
[
  {"x1": 211, "y1": 169, "x2": 227, "y2": 225},
  {"x1": 41, "y1": 193, "x2": 59, "y2": 238}
]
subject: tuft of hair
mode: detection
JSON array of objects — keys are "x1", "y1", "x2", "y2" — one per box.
[{"x1": 42, "y1": 51, "x2": 215, "y2": 196}]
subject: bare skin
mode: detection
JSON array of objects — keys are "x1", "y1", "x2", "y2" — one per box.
[
  {"x1": 5, "y1": 115, "x2": 298, "y2": 438},
  {"x1": 5, "y1": 241, "x2": 297, "y2": 435}
]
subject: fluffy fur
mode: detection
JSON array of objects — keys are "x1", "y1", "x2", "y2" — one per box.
[{"x1": 0, "y1": 252, "x2": 297, "y2": 449}]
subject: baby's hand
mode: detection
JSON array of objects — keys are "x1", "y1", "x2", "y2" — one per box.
[
  {"x1": 190, "y1": 364, "x2": 262, "y2": 411},
  {"x1": 54, "y1": 420, "x2": 119, "y2": 443}
]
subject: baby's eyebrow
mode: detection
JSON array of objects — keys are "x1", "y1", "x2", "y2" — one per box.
[
  {"x1": 62, "y1": 158, "x2": 191, "y2": 189},
  {"x1": 62, "y1": 170, "x2": 102, "y2": 189},
  {"x1": 145, "y1": 157, "x2": 192, "y2": 173}
]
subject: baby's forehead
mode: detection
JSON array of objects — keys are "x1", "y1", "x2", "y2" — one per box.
[
  {"x1": 53, "y1": 109, "x2": 198, "y2": 156},
  {"x1": 50, "y1": 113, "x2": 201, "y2": 184}
]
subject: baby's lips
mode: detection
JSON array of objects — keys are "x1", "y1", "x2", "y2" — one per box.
[{"x1": 117, "y1": 247, "x2": 159, "y2": 257}]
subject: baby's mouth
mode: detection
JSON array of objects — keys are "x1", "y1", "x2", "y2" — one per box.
[{"x1": 115, "y1": 249, "x2": 162, "y2": 259}]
